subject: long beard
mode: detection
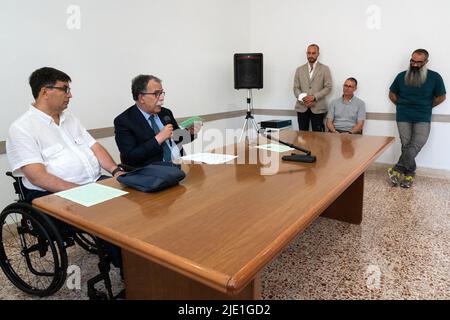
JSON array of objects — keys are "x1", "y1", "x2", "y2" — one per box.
[{"x1": 405, "y1": 65, "x2": 428, "y2": 87}]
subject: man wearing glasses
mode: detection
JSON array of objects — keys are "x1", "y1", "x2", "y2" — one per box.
[
  {"x1": 388, "y1": 49, "x2": 446, "y2": 188},
  {"x1": 327, "y1": 78, "x2": 366, "y2": 134},
  {"x1": 114, "y1": 74, "x2": 199, "y2": 167},
  {"x1": 6, "y1": 66, "x2": 124, "y2": 268}
]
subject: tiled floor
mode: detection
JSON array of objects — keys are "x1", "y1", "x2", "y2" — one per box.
[
  {"x1": 262, "y1": 168, "x2": 450, "y2": 300},
  {"x1": 1, "y1": 167, "x2": 449, "y2": 300}
]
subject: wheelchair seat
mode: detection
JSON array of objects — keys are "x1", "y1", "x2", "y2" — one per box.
[{"x1": 0, "y1": 172, "x2": 124, "y2": 299}]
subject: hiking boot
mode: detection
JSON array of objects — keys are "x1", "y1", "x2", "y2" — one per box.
[
  {"x1": 387, "y1": 167, "x2": 401, "y2": 186},
  {"x1": 400, "y1": 175, "x2": 414, "y2": 188}
]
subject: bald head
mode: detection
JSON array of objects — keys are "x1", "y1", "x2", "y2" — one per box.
[
  {"x1": 307, "y1": 44, "x2": 320, "y2": 64},
  {"x1": 308, "y1": 44, "x2": 320, "y2": 51}
]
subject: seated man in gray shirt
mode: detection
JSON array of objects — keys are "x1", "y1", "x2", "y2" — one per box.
[{"x1": 327, "y1": 77, "x2": 366, "y2": 134}]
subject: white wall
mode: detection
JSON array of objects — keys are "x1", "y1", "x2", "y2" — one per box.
[
  {"x1": 248, "y1": 0, "x2": 450, "y2": 170},
  {"x1": 0, "y1": 0, "x2": 250, "y2": 140},
  {"x1": 0, "y1": 0, "x2": 251, "y2": 208},
  {"x1": 249, "y1": 0, "x2": 450, "y2": 114}
]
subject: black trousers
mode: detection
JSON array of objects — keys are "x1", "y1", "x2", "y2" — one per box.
[
  {"x1": 297, "y1": 109, "x2": 325, "y2": 132},
  {"x1": 23, "y1": 176, "x2": 122, "y2": 270}
]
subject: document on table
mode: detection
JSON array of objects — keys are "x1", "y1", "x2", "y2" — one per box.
[
  {"x1": 180, "y1": 153, "x2": 238, "y2": 164},
  {"x1": 56, "y1": 183, "x2": 128, "y2": 207},
  {"x1": 256, "y1": 143, "x2": 294, "y2": 153}
]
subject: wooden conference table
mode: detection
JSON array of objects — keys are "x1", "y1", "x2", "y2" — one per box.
[{"x1": 33, "y1": 131, "x2": 394, "y2": 299}]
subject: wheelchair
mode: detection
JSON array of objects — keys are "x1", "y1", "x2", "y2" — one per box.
[{"x1": 0, "y1": 172, "x2": 124, "y2": 300}]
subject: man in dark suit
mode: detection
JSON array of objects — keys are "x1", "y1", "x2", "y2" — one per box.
[{"x1": 114, "y1": 75, "x2": 200, "y2": 167}]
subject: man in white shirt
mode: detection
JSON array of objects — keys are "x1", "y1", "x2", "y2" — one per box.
[
  {"x1": 6, "y1": 66, "x2": 124, "y2": 267},
  {"x1": 7, "y1": 67, "x2": 124, "y2": 197}
]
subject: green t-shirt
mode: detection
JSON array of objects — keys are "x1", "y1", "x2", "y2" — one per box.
[{"x1": 389, "y1": 70, "x2": 446, "y2": 123}]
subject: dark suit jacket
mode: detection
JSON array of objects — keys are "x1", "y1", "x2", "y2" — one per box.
[{"x1": 114, "y1": 105, "x2": 195, "y2": 167}]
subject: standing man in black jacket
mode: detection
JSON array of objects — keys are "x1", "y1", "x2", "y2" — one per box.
[{"x1": 114, "y1": 75, "x2": 200, "y2": 167}]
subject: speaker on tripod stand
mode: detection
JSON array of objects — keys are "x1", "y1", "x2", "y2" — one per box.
[{"x1": 234, "y1": 53, "x2": 263, "y2": 142}]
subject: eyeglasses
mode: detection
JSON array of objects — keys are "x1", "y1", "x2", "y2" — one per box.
[
  {"x1": 410, "y1": 59, "x2": 426, "y2": 65},
  {"x1": 45, "y1": 86, "x2": 71, "y2": 94},
  {"x1": 141, "y1": 90, "x2": 166, "y2": 97}
]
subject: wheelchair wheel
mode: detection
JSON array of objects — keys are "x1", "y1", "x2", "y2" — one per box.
[
  {"x1": 0, "y1": 205, "x2": 68, "y2": 297},
  {"x1": 74, "y1": 232, "x2": 98, "y2": 254}
]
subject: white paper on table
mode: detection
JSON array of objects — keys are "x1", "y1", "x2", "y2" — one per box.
[{"x1": 180, "y1": 153, "x2": 237, "y2": 164}]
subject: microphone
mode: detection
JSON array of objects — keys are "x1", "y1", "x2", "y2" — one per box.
[
  {"x1": 261, "y1": 129, "x2": 317, "y2": 163},
  {"x1": 162, "y1": 115, "x2": 173, "y2": 146},
  {"x1": 162, "y1": 115, "x2": 172, "y2": 125}
]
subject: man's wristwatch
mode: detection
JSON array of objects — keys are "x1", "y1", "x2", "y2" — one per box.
[{"x1": 111, "y1": 166, "x2": 124, "y2": 176}]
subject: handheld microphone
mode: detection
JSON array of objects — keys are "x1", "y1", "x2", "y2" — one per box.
[
  {"x1": 162, "y1": 115, "x2": 173, "y2": 146},
  {"x1": 162, "y1": 115, "x2": 172, "y2": 125}
]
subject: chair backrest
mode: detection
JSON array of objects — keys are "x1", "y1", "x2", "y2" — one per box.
[{"x1": 6, "y1": 172, "x2": 26, "y2": 201}]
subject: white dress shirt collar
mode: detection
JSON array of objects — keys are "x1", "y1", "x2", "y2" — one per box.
[
  {"x1": 309, "y1": 61, "x2": 318, "y2": 78},
  {"x1": 29, "y1": 104, "x2": 66, "y2": 125}
]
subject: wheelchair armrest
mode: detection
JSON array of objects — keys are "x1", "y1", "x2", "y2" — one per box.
[
  {"x1": 6, "y1": 171, "x2": 21, "y2": 183},
  {"x1": 5, "y1": 171, "x2": 26, "y2": 201}
]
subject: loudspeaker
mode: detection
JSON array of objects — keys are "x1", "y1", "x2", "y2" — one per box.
[{"x1": 234, "y1": 53, "x2": 263, "y2": 89}]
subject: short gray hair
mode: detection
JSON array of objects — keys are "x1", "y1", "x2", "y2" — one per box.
[{"x1": 131, "y1": 74, "x2": 161, "y2": 101}]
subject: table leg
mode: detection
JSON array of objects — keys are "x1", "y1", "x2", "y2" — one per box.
[
  {"x1": 122, "y1": 249, "x2": 261, "y2": 300},
  {"x1": 321, "y1": 173, "x2": 364, "y2": 225}
]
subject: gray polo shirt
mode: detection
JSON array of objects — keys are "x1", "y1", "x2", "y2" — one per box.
[{"x1": 327, "y1": 96, "x2": 366, "y2": 132}]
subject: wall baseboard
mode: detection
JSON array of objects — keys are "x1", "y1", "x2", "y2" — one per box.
[
  {"x1": 253, "y1": 109, "x2": 450, "y2": 123},
  {"x1": 1, "y1": 109, "x2": 449, "y2": 155},
  {"x1": 0, "y1": 110, "x2": 246, "y2": 154}
]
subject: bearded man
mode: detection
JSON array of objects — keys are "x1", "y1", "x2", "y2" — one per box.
[
  {"x1": 293, "y1": 44, "x2": 332, "y2": 132},
  {"x1": 388, "y1": 49, "x2": 446, "y2": 188}
]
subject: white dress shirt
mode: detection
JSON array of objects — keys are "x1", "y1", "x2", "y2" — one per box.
[
  {"x1": 298, "y1": 61, "x2": 319, "y2": 103},
  {"x1": 6, "y1": 105, "x2": 101, "y2": 191},
  {"x1": 309, "y1": 61, "x2": 318, "y2": 79}
]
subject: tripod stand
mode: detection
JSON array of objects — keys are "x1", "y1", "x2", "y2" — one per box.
[{"x1": 239, "y1": 89, "x2": 260, "y2": 142}]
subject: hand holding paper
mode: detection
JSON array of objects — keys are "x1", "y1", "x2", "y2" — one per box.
[
  {"x1": 188, "y1": 122, "x2": 202, "y2": 135},
  {"x1": 298, "y1": 93, "x2": 307, "y2": 102},
  {"x1": 180, "y1": 116, "x2": 204, "y2": 129}
]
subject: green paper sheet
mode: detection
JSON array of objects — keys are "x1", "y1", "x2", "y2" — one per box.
[
  {"x1": 256, "y1": 143, "x2": 294, "y2": 153},
  {"x1": 180, "y1": 116, "x2": 203, "y2": 128},
  {"x1": 56, "y1": 183, "x2": 128, "y2": 207}
]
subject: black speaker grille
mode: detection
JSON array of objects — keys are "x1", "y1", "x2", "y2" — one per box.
[{"x1": 234, "y1": 53, "x2": 263, "y2": 89}]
